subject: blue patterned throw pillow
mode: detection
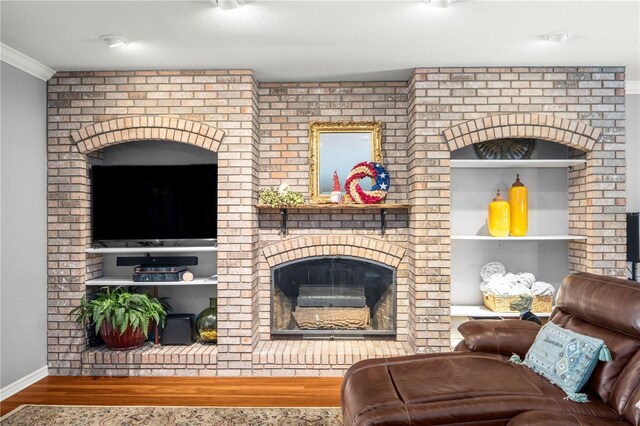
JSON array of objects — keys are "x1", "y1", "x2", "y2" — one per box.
[{"x1": 510, "y1": 322, "x2": 611, "y2": 403}]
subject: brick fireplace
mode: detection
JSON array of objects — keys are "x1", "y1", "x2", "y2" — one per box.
[
  {"x1": 271, "y1": 257, "x2": 395, "y2": 338},
  {"x1": 46, "y1": 67, "x2": 627, "y2": 376},
  {"x1": 265, "y1": 235, "x2": 405, "y2": 339}
]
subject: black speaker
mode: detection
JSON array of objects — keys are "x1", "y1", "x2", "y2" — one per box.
[
  {"x1": 116, "y1": 256, "x2": 198, "y2": 267},
  {"x1": 160, "y1": 314, "x2": 195, "y2": 345},
  {"x1": 628, "y1": 213, "x2": 639, "y2": 263}
]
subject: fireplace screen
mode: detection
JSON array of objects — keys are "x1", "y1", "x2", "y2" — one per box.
[{"x1": 272, "y1": 257, "x2": 395, "y2": 337}]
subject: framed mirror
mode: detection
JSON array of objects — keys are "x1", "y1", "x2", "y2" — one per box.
[{"x1": 309, "y1": 121, "x2": 383, "y2": 203}]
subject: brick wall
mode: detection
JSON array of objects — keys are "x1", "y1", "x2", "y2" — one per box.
[
  {"x1": 212, "y1": 72, "x2": 260, "y2": 376},
  {"x1": 256, "y1": 82, "x2": 412, "y2": 350},
  {"x1": 46, "y1": 66, "x2": 626, "y2": 376},
  {"x1": 46, "y1": 70, "x2": 259, "y2": 375},
  {"x1": 258, "y1": 82, "x2": 410, "y2": 201},
  {"x1": 405, "y1": 67, "x2": 626, "y2": 352}
]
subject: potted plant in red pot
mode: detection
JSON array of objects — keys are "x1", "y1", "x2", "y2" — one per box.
[{"x1": 70, "y1": 286, "x2": 167, "y2": 351}]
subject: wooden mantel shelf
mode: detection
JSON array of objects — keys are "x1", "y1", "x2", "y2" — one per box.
[
  {"x1": 256, "y1": 203, "x2": 410, "y2": 210},
  {"x1": 256, "y1": 203, "x2": 410, "y2": 235}
]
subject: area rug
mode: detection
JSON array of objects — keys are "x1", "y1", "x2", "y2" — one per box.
[{"x1": 0, "y1": 405, "x2": 343, "y2": 425}]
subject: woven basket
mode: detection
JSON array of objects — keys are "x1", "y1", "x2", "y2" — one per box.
[{"x1": 483, "y1": 293, "x2": 553, "y2": 313}]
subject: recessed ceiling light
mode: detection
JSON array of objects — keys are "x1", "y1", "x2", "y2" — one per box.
[
  {"x1": 541, "y1": 31, "x2": 574, "y2": 43},
  {"x1": 212, "y1": 0, "x2": 244, "y2": 10},
  {"x1": 424, "y1": 0, "x2": 455, "y2": 8},
  {"x1": 100, "y1": 35, "x2": 129, "y2": 48}
]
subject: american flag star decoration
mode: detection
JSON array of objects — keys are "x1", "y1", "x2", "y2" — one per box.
[
  {"x1": 344, "y1": 161, "x2": 391, "y2": 204},
  {"x1": 371, "y1": 162, "x2": 391, "y2": 192}
]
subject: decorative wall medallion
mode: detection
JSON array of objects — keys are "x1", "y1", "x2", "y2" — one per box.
[{"x1": 473, "y1": 138, "x2": 536, "y2": 160}]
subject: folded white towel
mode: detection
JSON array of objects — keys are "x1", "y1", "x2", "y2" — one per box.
[
  {"x1": 484, "y1": 277, "x2": 510, "y2": 295},
  {"x1": 516, "y1": 272, "x2": 536, "y2": 289},
  {"x1": 483, "y1": 273, "x2": 532, "y2": 296},
  {"x1": 481, "y1": 264, "x2": 553, "y2": 298},
  {"x1": 507, "y1": 283, "x2": 532, "y2": 296},
  {"x1": 531, "y1": 281, "x2": 555, "y2": 296},
  {"x1": 481, "y1": 262, "x2": 506, "y2": 282}
]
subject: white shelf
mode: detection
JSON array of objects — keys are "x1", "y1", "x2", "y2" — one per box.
[
  {"x1": 451, "y1": 305, "x2": 552, "y2": 318},
  {"x1": 85, "y1": 277, "x2": 218, "y2": 287},
  {"x1": 451, "y1": 235, "x2": 586, "y2": 241},
  {"x1": 450, "y1": 159, "x2": 586, "y2": 169},
  {"x1": 86, "y1": 246, "x2": 217, "y2": 254}
]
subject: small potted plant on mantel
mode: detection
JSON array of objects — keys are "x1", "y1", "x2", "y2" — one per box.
[
  {"x1": 70, "y1": 286, "x2": 168, "y2": 351},
  {"x1": 259, "y1": 183, "x2": 304, "y2": 207}
]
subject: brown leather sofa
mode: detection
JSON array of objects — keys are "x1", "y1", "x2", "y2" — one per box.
[{"x1": 341, "y1": 273, "x2": 640, "y2": 425}]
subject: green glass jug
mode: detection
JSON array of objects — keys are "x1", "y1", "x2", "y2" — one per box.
[{"x1": 196, "y1": 297, "x2": 218, "y2": 344}]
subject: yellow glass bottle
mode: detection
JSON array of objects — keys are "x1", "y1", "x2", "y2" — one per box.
[
  {"x1": 488, "y1": 189, "x2": 510, "y2": 237},
  {"x1": 509, "y1": 174, "x2": 528, "y2": 237}
]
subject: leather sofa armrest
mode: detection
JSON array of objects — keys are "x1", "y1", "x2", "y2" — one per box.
[
  {"x1": 457, "y1": 319, "x2": 540, "y2": 358},
  {"x1": 453, "y1": 340, "x2": 472, "y2": 352},
  {"x1": 507, "y1": 411, "x2": 631, "y2": 425}
]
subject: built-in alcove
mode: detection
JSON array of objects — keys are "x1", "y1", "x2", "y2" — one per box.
[
  {"x1": 449, "y1": 139, "x2": 586, "y2": 308},
  {"x1": 450, "y1": 139, "x2": 571, "y2": 160},
  {"x1": 88, "y1": 140, "x2": 218, "y2": 317},
  {"x1": 271, "y1": 256, "x2": 396, "y2": 338},
  {"x1": 101, "y1": 140, "x2": 218, "y2": 166}
]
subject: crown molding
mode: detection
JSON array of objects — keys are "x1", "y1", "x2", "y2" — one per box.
[
  {"x1": 0, "y1": 43, "x2": 636, "y2": 93},
  {"x1": 0, "y1": 43, "x2": 55, "y2": 81}
]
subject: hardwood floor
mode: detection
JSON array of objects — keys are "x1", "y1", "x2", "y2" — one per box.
[{"x1": 0, "y1": 376, "x2": 343, "y2": 416}]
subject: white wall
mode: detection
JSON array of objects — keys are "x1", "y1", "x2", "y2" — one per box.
[
  {"x1": 626, "y1": 93, "x2": 639, "y2": 281},
  {"x1": 627, "y1": 94, "x2": 639, "y2": 212},
  {"x1": 0, "y1": 62, "x2": 48, "y2": 388}
]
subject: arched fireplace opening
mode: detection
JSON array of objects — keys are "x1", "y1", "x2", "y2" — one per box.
[{"x1": 271, "y1": 256, "x2": 396, "y2": 338}]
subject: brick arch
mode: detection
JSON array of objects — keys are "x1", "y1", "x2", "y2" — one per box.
[
  {"x1": 441, "y1": 113, "x2": 601, "y2": 152},
  {"x1": 70, "y1": 116, "x2": 225, "y2": 154},
  {"x1": 262, "y1": 235, "x2": 406, "y2": 269}
]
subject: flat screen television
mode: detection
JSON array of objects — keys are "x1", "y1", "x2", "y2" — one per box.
[{"x1": 91, "y1": 164, "x2": 217, "y2": 243}]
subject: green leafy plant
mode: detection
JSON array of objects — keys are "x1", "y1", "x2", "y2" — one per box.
[
  {"x1": 259, "y1": 183, "x2": 304, "y2": 207},
  {"x1": 69, "y1": 286, "x2": 168, "y2": 337}
]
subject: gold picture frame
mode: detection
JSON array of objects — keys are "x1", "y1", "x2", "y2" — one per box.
[{"x1": 309, "y1": 121, "x2": 383, "y2": 203}]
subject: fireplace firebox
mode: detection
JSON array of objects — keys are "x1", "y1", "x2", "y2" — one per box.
[{"x1": 271, "y1": 257, "x2": 396, "y2": 338}]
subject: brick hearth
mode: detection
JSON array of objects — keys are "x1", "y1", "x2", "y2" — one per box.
[
  {"x1": 47, "y1": 67, "x2": 627, "y2": 376},
  {"x1": 81, "y1": 343, "x2": 218, "y2": 376},
  {"x1": 251, "y1": 341, "x2": 412, "y2": 376}
]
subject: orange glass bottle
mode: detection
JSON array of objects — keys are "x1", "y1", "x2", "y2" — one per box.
[
  {"x1": 509, "y1": 174, "x2": 528, "y2": 237},
  {"x1": 488, "y1": 189, "x2": 510, "y2": 237}
]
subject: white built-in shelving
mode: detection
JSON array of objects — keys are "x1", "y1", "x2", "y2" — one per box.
[
  {"x1": 85, "y1": 244, "x2": 218, "y2": 316},
  {"x1": 451, "y1": 235, "x2": 586, "y2": 241},
  {"x1": 450, "y1": 159, "x2": 586, "y2": 169},
  {"x1": 449, "y1": 142, "x2": 581, "y2": 346},
  {"x1": 82, "y1": 142, "x2": 219, "y2": 348},
  {"x1": 450, "y1": 305, "x2": 552, "y2": 318},
  {"x1": 86, "y1": 246, "x2": 217, "y2": 254},
  {"x1": 85, "y1": 276, "x2": 218, "y2": 287},
  {"x1": 85, "y1": 245, "x2": 217, "y2": 287}
]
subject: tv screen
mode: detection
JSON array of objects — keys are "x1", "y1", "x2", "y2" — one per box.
[{"x1": 91, "y1": 164, "x2": 217, "y2": 242}]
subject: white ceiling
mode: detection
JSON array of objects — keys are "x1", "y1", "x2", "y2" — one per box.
[{"x1": 1, "y1": 0, "x2": 639, "y2": 82}]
